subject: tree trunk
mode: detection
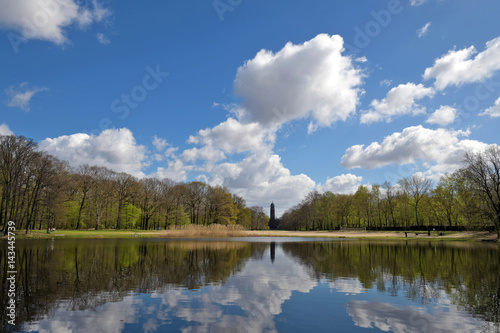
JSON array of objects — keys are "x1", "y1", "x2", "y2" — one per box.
[
  {"x1": 76, "y1": 192, "x2": 86, "y2": 230},
  {"x1": 116, "y1": 199, "x2": 122, "y2": 229}
]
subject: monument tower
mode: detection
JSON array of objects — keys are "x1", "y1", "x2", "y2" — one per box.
[{"x1": 269, "y1": 202, "x2": 279, "y2": 229}]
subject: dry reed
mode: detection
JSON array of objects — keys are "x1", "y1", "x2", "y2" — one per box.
[{"x1": 159, "y1": 224, "x2": 248, "y2": 238}]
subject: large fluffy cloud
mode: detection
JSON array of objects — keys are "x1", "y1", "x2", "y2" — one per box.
[
  {"x1": 234, "y1": 33, "x2": 364, "y2": 132},
  {"x1": 360, "y1": 83, "x2": 435, "y2": 124},
  {"x1": 341, "y1": 126, "x2": 493, "y2": 177},
  {"x1": 184, "y1": 118, "x2": 275, "y2": 164},
  {"x1": 423, "y1": 36, "x2": 500, "y2": 90},
  {"x1": 183, "y1": 34, "x2": 367, "y2": 211},
  {"x1": 206, "y1": 151, "x2": 315, "y2": 215},
  {"x1": 426, "y1": 105, "x2": 457, "y2": 126},
  {"x1": 316, "y1": 174, "x2": 363, "y2": 194},
  {"x1": 152, "y1": 159, "x2": 190, "y2": 183},
  {"x1": 181, "y1": 117, "x2": 317, "y2": 213},
  {"x1": 0, "y1": 0, "x2": 110, "y2": 45},
  {"x1": 40, "y1": 128, "x2": 147, "y2": 175}
]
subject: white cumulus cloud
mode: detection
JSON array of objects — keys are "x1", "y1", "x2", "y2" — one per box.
[
  {"x1": 208, "y1": 151, "x2": 316, "y2": 216},
  {"x1": 480, "y1": 97, "x2": 500, "y2": 118},
  {"x1": 187, "y1": 118, "x2": 275, "y2": 156},
  {"x1": 0, "y1": 0, "x2": 111, "y2": 45},
  {"x1": 426, "y1": 105, "x2": 457, "y2": 126},
  {"x1": 182, "y1": 118, "x2": 276, "y2": 170},
  {"x1": 40, "y1": 128, "x2": 147, "y2": 176},
  {"x1": 360, "y1": 83, "x2": 435, "y2": 124},
  {"x1": 234, "y1": 33, "x2": 364, "y2": 132},
  {"x1": 178, "y1": 116, "x2": 315, "y2": 213},
  {"x1": 152, "y1": 135, "x2": 168, "y2": 151},
  {"x1": 182, "y1": 145, "x2": 226, "y2": 165},
  {"x1": 341, "y1": 126, "x2": 493, "y2": 178},
  {"x1": 423, "y1": 36, "x2": 500, "y2": 90},
  {"x1": 0, "y1": 123, "x2": 14, "y2": 136},
  {"x1": 316, "y1": 174, "x2": 363, "y2": 194},
  {"x1": 152, "y1": 159, "x2": 190, "y2": 182}
]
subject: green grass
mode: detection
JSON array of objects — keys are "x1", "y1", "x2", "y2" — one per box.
[
  {"x1": 6, "y1": 229, "x2": 158, "y2": 239},
  {"x1": 1, "y1": 227, "x2": 497, "y2": 242},
  {"x1": 5, "y1": 224, "x2": 249, "y2": 239}
]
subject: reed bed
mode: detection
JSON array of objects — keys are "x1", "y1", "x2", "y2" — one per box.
[{"x1": 159, "y1": 224, "x2": 248, "y2": 238}]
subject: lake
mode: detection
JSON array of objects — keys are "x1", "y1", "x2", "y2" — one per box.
[{"x1": 1, "y1": 238, "x2": 499, "y2": 332}]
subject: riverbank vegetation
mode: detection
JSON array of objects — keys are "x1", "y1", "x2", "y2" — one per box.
[
  {"x1": 1, "y1": 134, "x2": 499, "y2": 236},
  {"x1": 281, "y1": 146, "x2": 500, "y2": 237},
  {"x1": 0, "y1": 135, "x2": 269, "y2": 234},
  {"x1": 12, "y1": 224, "x2": 249, "y2": 239}
]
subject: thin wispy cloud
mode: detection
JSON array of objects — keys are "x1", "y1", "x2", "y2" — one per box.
[
  {"x1": 5, "y1": 83, "x2": 48, "y2": 111},
  {"x1": 417, "y1": 22, "x2": 432, "y2": 38},
  {"x1": 96, "y1": 32, "x2": 110, "y2": 45},
  {"x1": 410, "y1": 0, "x2": 429, "y2": 6}
]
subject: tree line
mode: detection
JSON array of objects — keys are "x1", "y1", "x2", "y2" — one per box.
[
  {"x1": 0, "y1": 135, "x2": 269, "y2": 234},
  {"x1": 2, "y1": 134, "x2": 499, "y2": 235},
  {"x1": 280, "y1": 146, "x2": 500, "y2": 236}
]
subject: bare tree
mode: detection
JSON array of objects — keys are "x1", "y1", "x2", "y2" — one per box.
[
  {"x1": 184, "y1": 182, "x2": 207, "y2": 225},
  {"x1": 1, "y1": 135, "x2": 37, "y2": 234},
  {"x1": 383, "y1": 181, "x2": 397, "y2": 227},
  {"x1": 400, "y1": 174, "x2": 432, "y2": 227},
  {"x1": 114, "y1": 172, "x2": 137, "y2": 229},
  {"x1": 138, "y1": 178, "x2": 163, "y2": 230},
  {"x1": 74, "y1": 165, "x2": 96, "y2": 230},
  {"x1": 89, "y1": 166, "x2": 115, "y2": 230},
  {"x1": 24, "y1": 153, "x2": 62, "y2": 234},
  {"x1": 463, "y1": 146, "x2": 500, "y2": 236}
]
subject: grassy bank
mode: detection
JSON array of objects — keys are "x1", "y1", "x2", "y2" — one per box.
[
  {"x1": 3, "y1": 224, "x2": 249, "y2": 239},
  {"x1": 2, "y1": 225, "x2": 498, "y2": 242}
]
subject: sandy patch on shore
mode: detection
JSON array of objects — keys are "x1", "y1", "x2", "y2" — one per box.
[{"x1": 243, "y1": 230, "x2": 498, "y2": 240}]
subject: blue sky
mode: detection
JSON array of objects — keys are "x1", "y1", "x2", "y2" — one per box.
[{"x1": 1, "y1": 0, "x2": 500, "y2": 215}]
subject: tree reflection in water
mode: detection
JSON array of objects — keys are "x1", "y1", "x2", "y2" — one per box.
[{"x1": 1, "y1": 239, "x2": 499, "y2": 332}]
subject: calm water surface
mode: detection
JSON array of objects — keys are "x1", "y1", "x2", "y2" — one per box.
[{"x1": 1, "y1": 238, "x2": 499, "y2": 332}]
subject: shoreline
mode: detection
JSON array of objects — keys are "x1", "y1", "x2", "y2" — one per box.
[{"x1": 2, "y1": 229, "x2": 498, "y2": 242}]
